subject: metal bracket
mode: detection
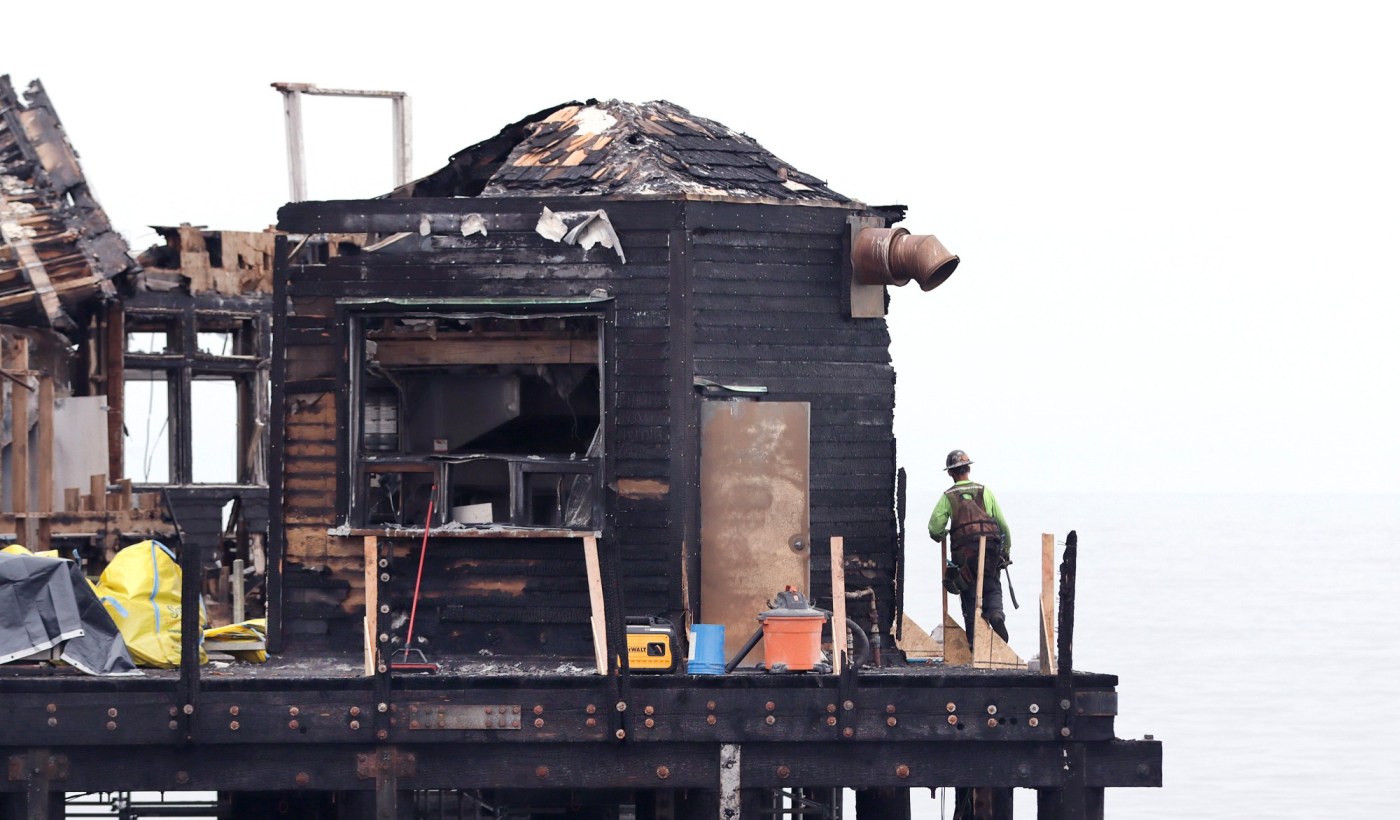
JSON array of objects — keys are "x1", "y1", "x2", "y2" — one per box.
[
  {"x1": 1074, "y1": 690, "x2": 1118, "y2": 717},
  {"x1": 355, "y1": 747, "x2": 417, "y2": 781},
  {"x1": 7, "y1": 753, "x2": 68, "y2": 782},
  {"x1": 406, "y1": 704, "x2": 521, "y2": 730}
]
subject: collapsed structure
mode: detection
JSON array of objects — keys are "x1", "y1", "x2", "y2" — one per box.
[{"x1": 0, "y1": 86, "x2": 1161, "y2": 819}]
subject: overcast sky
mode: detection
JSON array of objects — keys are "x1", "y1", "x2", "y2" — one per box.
[{"x1": 7, "y1": 1, "x2": 1397, "y2": 497}]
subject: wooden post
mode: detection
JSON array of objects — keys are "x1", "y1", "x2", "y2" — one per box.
[
  {"x1": 104, "y1": 303, "x2": 125, "y2": 482},
  {"x1": 10, "y1": 339, "x2": 31, "y2": 545},
  {"x1": 582, "y1": 535, "x2": 608, "y2": 675},
  {"x1": 973, "y1": 536, "x2": 991, "y2": 668},
  {"x1": 36, "y1": 374, "x2": 53, "y2": 550},
  {"x1": 232, "y1": 558, "x2": 246, "y2": 624},
  {"x1": 939, "y1": 535, "x2": 949, "y2": 642},
  {"x1": 1040, "y1": 532, "x2": 1058, "y2": 675},
  {"x1": 363, "y1": 535, "x2": 378, "y2": 677},
  {"x1": 63, "y1": 488, "x2": 79, "y2": 512},
  {"x1": 829, "y1": 536, "x2": 847, "y2": 674}
]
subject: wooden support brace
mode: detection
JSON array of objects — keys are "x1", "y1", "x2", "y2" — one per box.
[
  {"x1": 829, "y1": 536, "x2": 847, "y2": 674},
  {"x1": 583, "y1": 535, "x2": 608, "y2": 676},
  {"x1": 1040, "y1": 532, "x2": 1058, "y2": 676},
  {"x1": 973, "y1": 536, "x2": 991, "y2": 667},
  {"x1": 363, "y1": 535, "x2": 379, "y2": 677}
]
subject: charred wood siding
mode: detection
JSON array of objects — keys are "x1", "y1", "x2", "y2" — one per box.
[
  {"x1": 684, "y1": 203, "x2": 898, "y2": 634},
  {"x1": 274, "y1": 198, "x2": 680, "y2": 652}
]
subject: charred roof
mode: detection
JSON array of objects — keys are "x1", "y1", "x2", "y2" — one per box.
[
  {"x1": 395, "y1": 99, "x2": 855, "y2": 205},
  {"x1": 0, "y1": 76, "x2": 136, "y2": 333}
]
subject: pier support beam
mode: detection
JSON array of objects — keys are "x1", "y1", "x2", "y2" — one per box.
[{"x1": 856, "y1": 787, "x2": 911, "y2": 819}]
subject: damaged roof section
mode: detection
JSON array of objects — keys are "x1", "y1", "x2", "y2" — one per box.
[
  {"x1": 398, "y1": 99, "x2": 856, "y2": 205},
  {"x1": 0, "y1": 76, "x2": 136, "y2": 332},
  {"x1": 136, "y1": 224, "x2": 275, "y2": 296}
]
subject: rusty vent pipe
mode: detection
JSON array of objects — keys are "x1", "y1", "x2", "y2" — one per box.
[{"x1": 852, "y1": 228, "x2": 960, "y2": 292}]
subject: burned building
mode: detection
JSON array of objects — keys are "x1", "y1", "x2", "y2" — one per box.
[{"x1": 0, "y1": 93, "x2": 1160, "y2": 819}]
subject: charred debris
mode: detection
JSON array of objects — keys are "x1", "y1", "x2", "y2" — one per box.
[{"x1": 0, "y1": 84, "x2": 1160, "y2": 819}]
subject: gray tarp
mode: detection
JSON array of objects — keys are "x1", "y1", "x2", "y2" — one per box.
[{"x1": 0, "y1": 553, "x2": 140, "y2": 676}]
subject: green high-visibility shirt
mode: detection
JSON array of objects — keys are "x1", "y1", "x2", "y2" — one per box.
[{"x1": 928, "y1": 480, "x2": 1011, "y2": 554}]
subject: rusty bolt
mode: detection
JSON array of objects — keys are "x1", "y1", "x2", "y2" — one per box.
[
  {"x1": 350, "y1": 706, "x2": 362, "y2": 717},
  {"x1": 350, "y1": 721, "x2": 361, "y2": 731},
  {"x1": 615, "y1": 729, "x2": 627, "y2": 740},
  {"x1": 484, "y1": 706, "x2": 494, "y2": 714},
  {"x1": 168, "y1": 721, "x2": 179, "y2": 730},
  {"x1": 656, "y1": 766, "x2": 670, "y2": 780},
  {"x1": 176, "y1": 771, "x2": 190, "y2": 785},
  {"x1": 533, "y1": 705, "x2": 544, "y2": 715},
  {"x1": 1029, "y1": 703, "x2": 1040, "y2": 714},
  {"x1": 46, "y1": 718, "x2": 57, "y2": 728},
  {"x1": 182, "y1": 704, "x2": 195, "y2": 715},
  {"x1": 947, "y1": 716, "x2": 959, "y2": 726},
  {"x1": 229, "y1": 721, "x2": 240, "y2": 731},
  {"x1": 168, "y1": 707, "x2": 178, "y2": 717},
  {"x1": 946, "y1": 702, "x2": 956, "y2": 713},
  {"x1": 513, "y1": 706, "x2": 521, "y2": 714},
  {"x1": 380, "y1": 573, "x2": 390, "y2": 583},
  {"x1": 378, "y1": 558, "x2": 388, "y2": 568},
  {"x1": 765, "y1": 716, "x2": 776, "y2": 726},
  {"x1": 616, "y1": 701, "x2": 627, "y2": 712},
  {"x1": 1060, "y1": 699, "x2": 1071, "y2": 710},
  {"x1": 707, "y1": 715, "x2": 717, "y2": 725},
  {"x1": 377, "y1": 703, "x2": 389, "y2": 713},
  {"x1": 376, "y1": 730, "x2": 388, "y2": 741},
  {"x1": 987, "y1": 705, "x2": 998, "y2": 715},
  {"x1": 886, "y1": 704, "x2": 896, "y2": 714},
  {"x1": 295, "y1": 772, "x2": 310, "y2": 787},
  {"x1": 887, "y1": 717, "x2": 898, "y2": 727},
  {"x1": 777, "y1": 765, "x2": 791, "y2": 779},
  {"x1": 229, "y1": 706, "x2": 240, "y2": 716},
  {"x1": 843, "y1": 700, "x2": 854, "y2": 711},
  {"x1": 47, "y1": 704, "x2": 57, "y2": 714},
  {"x1": 644, "y1": 705, "x2": 655, "y2": 716},
  {"x1": 586, "y1": 718, "x2": 597, "y2": 728},
  {"x1": 536, "y1": 766, "x2": 550, "y2": 779},
  {"x1": 289, "y1": 720, "x2": 300, "y2": 730},
  {"x1": 289, "y1": 707, "x2": 300, "y2": 717},
  {"x1": 410, "y1": 721, "x2": 422, "y2": 730},
  {"x1": 987, "y1": 718, "x2": 998, "y2": 728},
  {"x1": 106, "y1": 721, "x2": 117, "y2": 731},
  {"x1": 534, "y1": 718, "x2": 544, "y2": 729},
  {"x1": 645, "y1": 718, "x2": 655, "y2": 729},
  {"x1": 380, "y1": 604, "x2": 390, "y2": 614},
  {"x1": 765, "y1": 701, "x2": 776, "y2": 712},
  {"x1": 108, "y1": 708, "x2": 118, "y2": 718},
  {"x1": 1061, "y1": 727, "x2": 1072, "y2": 737},
  {"x1": 586, "y1": 704, "x2": 597, "y2": 714},
  {"x1": 377, "y1": 664, "x2": 388, "y2": 674},
  {"x1": 1029, "y1": 717, "x2": 1040, "y2": 727},
  {"x1": 826, "y1": 716, "x2": 837, "y2": 727},
  {"x1": 707, "y1": 701, "x2": 717, "y2": 711},
  {"x1": 842, "y1": 728, "x2": 854, "y2": 738},
  {"x1": 826, "y1": 703, "x2": 837, "y2": 714},
  {"x1": 896, "y1": 764, "x2": 910, "y2": 779}
]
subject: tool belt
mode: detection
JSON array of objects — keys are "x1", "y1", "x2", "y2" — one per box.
[{"x1": 943, "y1": 540, "x2": 1005, "y2": 595}]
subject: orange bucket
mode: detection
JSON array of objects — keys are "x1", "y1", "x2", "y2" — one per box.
[{"x1": 759, "y1": 615, "x2": 826, "y2": 672}]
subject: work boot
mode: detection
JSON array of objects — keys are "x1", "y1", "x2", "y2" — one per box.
[{"x1": 986, "y1": 613, "x2": 1009, "y2": 644}]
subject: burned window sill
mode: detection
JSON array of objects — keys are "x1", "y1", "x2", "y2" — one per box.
[{"x1": 333, "y1": 526, "x2": 600, "y2": 539}]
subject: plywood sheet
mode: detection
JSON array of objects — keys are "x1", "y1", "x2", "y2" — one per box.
[{"x1": 699, "y1": 400, "x2": 810, "y2": 664}]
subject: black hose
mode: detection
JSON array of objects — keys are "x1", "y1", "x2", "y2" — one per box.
[
  {"x1": 841, "y1": 617, "x2": 872, "y2": 670},
  {"x1": 724, "y1": 626, "x2": 765, "y2": 673}
]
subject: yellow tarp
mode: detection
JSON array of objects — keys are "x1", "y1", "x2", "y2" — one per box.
[
  {"x1": 204, "y1": 618, "x2": 268, "y2": 663},
  {"x1": 2, "y1": 544, "x2": 60, "y2": 558},
  {"x1": 94, "y1": 540, "x2": 207, "y2": 668}
]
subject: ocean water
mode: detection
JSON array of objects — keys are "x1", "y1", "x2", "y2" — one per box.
[{"x1": 892, "y1": 491, "x2": 1400, "y2": 818}]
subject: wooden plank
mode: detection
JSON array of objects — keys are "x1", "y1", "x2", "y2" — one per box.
[
  {"x1": 940, "y1": 536, "x2": 949, "y2": 648},
  {"x1": 973, "y1": 536, "x2": 990, "y2": 668},
  {"x1": 363, "y1": 535, "x2": 378, "y2": 677},
  {"x1": 1040, "y1": 533, "x2": 1058, "y2": 676},
  {"x1": 829, "y1": 536, "x2": 847, "y2": 674},
  {"x1": 371, "y1": 336, "x2": 596, "y2": 366},
  {"x1": 36, "y1": 375, "x2": 52, "y2": 511},
  {"x1": 63, "y1": 488, "x2": 79, "y2": 512},
  {"x1": 8, "y1": 338, "x2": 30, "y2": 527},
  {"x1": 582, "y1": 535, "x2": 607, "y2": 676}
]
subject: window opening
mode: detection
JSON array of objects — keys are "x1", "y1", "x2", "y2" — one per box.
[
  {"x1": 191, "y1": 377, "x2": 240, "y2": 483},
  {"x1": 124, "y1": 370, "x2": 171, "y2": 483},
  {"x1": 354, "y1": 312, "x2": 603, "y2": 529}
]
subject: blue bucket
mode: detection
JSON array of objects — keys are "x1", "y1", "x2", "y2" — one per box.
[{"x1": 687, "y1": 624, "x2": 726, "y2": 675}]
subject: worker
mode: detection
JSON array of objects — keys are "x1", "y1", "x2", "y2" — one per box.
[{"x1": 928, "y1": 450, "x2": 1011, "y2": 652}]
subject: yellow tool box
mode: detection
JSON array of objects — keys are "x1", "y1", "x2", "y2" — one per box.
[{"x1": 625, "y1": 616, "x2": 677, "y2": 672}]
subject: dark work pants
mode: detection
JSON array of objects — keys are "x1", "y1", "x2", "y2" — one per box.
[{"x1": 958, "y1": 556, "x2": 1008, "y2": 652}]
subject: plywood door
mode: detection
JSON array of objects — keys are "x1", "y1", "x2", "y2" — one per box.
[{"x1": 699, "y1": 400, "x2": 810, "y2": 665}]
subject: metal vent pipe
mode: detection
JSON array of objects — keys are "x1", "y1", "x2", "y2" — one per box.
[{"x1": 852, "y1": 227, "x2": 960, "y2": 292}]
